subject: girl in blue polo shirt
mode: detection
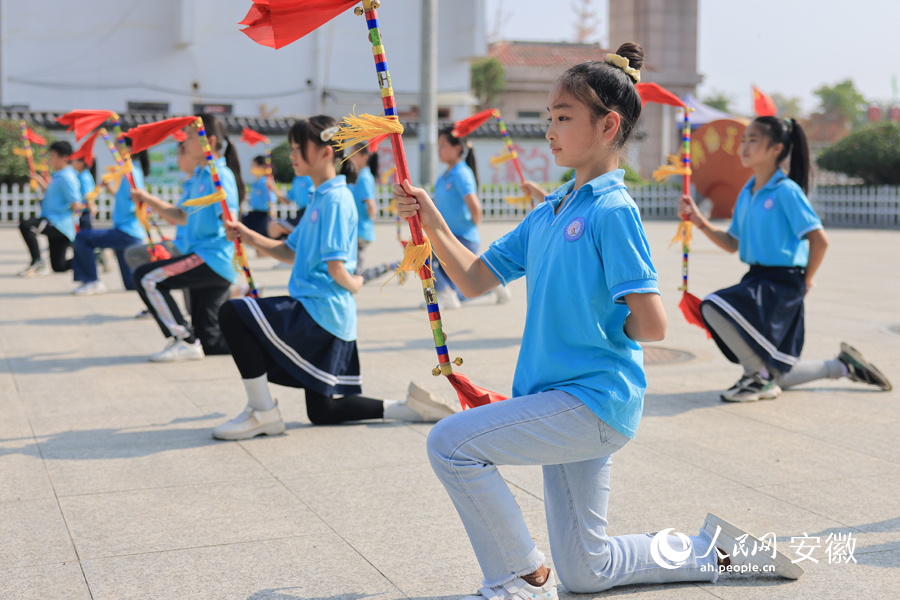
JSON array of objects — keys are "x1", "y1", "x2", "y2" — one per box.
[
  {"x1": 131, "y1": 114, "x2": 244, "y2": 362},
  {"x1": 72, "y1": 157, "x2": 96, "y2": 231},
  {"x1": 241, "y1": 155, "x2": 276, "y2": 237},
  {"x1": 267, "y1": 173, "x2": 315, "y2": 238},
  {"x1": 71, "y1": 148, "x2": 150, "y2": 295},
  {"x1": 681, "y1": 117, "x2": 891, "y2": 401},
  {"x1": 395, "y1": 44, "x2": 805, "y2": 599},
  {"x1": 211, "y1": 116, "x2": 456, "y2": 441},
  {"x1": 430, "y1": 126, "x2": 484, "y2": 309}
]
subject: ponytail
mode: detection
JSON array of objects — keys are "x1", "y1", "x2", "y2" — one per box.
[
  {"x1": 367, "y1": 150, "x2": 380, "y2": 180},
  {"x1": 123, "y1": 138, "x2": 151, "y2": 177},
  {"x1": 438, "y1": 125, "x2": 479, "y2": 185},
  {"x1": 752, "y1": 116, "x2": 810, "y2": 194},
  {"x1": 198, "y1": 112, "x2": 245, "y2": 203}
]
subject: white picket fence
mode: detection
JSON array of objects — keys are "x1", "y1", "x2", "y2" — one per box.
[{"x1": 1, "y1": 183, "x2": 898, "y2": 228}]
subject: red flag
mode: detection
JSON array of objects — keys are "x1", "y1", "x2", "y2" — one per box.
[
  {"x1": 368, "y1": 134, "x2": 388, "y2": 153},
  {"x1": 25, "y1": 128, "x2": 46, "y2": 146},
  {"x1": 635, "y1": 82, "x2": 687, "y2": 108},
  {"x1": 452, "y1": 108, "x2": 496, "y2": 138},
  {"x1": 171, "y1": 130, "x2": 187, "y2": 142},
  {"x1": 126, "y1": 116, "x2": 198, "y2": 154},
  {"x1": 56, "y1": 110, "x2": 116, "y2": 142},
  {"x1": 679, "y1": 291, "x2": 710, "y2": 337},
  {"x1": 241, "y1": 127, "x2": 270, "y2": 146},
  {"x1": 446, "y1": 372, "x2": 508, "y2": 410},
  {"x1": 752, "y1": 86, "x2": 777, "y2": 117},
  {"x1": 239, "y1": 0, "x2": 359, "y2": 50},
  {"x1": 70, "y1": 130, "x2": 101, "y2": 167}
]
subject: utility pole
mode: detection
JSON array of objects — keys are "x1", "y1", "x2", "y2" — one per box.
[{"x1": 419, "y1": 0, "x2": 438, "y2": 186}]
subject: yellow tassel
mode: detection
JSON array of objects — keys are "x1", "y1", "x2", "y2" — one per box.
[
  {"x1": 13, "y1": 147, "x2": 28, "y2": 157},
  {"x1": 387, "y1": 199, "x2": 397, "y2": 216},
  {"x1": 490, "y1": 152, "x2": 517, "y2": 168},
  {"x1": 136, "y1": 205, "x2": 151, "y2": 232},
  {"x1": 381, "y1": 165, "x2": 397, "y2": 185},
  {"x1": 182, "y1": 189, "x2": 227, "y2": 208},
  {"x1": 505, "y1": 194, "x2": 532, "y2": 205},
  {"x1": 232, "y1": 243, "x2": 249, "y2": 274},
  {"x1": 652, "y1": 164, "x2": 691, "y2": 182},
  {"x1": 669, "y1": 220, "x2": 693, "y2": 250},
  {"x1": 34, "y1": 162, "x2": 48, "y2": 172},
  {"x1": 380, "y1": 237, "x2": 433, "y2": 294},
  {"x1": 332, "y1": 111, "x2": 403, "y2": 153}
]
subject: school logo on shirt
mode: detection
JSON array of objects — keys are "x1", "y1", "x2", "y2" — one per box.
[
  {"x1": 564, "y1": 217, "x2": 586, "y2": 241},
  {"x1": 310, "y1": 209, "x2": 319, "y2": 223},
  {"x1": 763, "y1": 198, "x2": 774, "y2": 210},
  {"x1": 445, "y1": 181, "x2": 453, "y2": 191}
]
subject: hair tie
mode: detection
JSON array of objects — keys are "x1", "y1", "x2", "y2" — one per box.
[
  {"x1": 320, "y1": 126, "x2": 339, "y2": 142},
  {"x1": 605, "y1": 53, "x2": 640, "y2": 83}
]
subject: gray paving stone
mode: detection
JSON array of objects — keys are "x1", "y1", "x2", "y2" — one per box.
[
  {"x1": 0, "y1": 498, "x2": 77, "y2": 568},
  {"x1": 0, "y1": 562, "x2": 92, "y2": 600}
]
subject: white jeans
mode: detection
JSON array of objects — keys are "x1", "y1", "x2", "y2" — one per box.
[{"x1": 427, "y1": 390, "x2": 718, "y2": 591}]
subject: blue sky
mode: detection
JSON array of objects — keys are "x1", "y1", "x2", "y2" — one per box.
[{"x1": 486, "y1": 0, "x2": 900, "y2": 115}]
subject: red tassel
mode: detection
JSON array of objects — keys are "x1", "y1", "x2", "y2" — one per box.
[
  {"x1": 239, "y1": 0, "x2": 359, "y2": 50},
  {"x1": 56, "y1": 110, "x2": 116, "y2": 142},
  {"x1": 445, "y1": 372, "x2": 508, "y2": 410},
  {"x1": 679, "y1": 291, "x2": 710, "y2": 338},
  {"x1": 127, "y1": 117, "x2": 198, "y2": 154},
  {"x1": 452, "y1": 108, "x2": 496, "y2": 138}
]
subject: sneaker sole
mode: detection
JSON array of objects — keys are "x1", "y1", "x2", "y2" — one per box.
[
  {"x1": 148, "y1": 353, "x2": 205, "y2": 363},
  {"x1": 839, "y1": 343, "x2": 892, "y2": 391},
  {"x1": 703, "y1": 513, "x2": 804, "y2": 579},
  {"x1": 721, "y1": 385, "x2": 782, "y2": 403},
  {"x1": 212, "y1": 421, "x2": 286, "y2": 441},
  {"x1": 407, "y1": 381, "x2": 458, "y2": 421}
]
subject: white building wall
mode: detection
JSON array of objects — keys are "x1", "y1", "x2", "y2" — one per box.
[{"x1": 2, "y1": 0, "x2": 484, "y2": 120}]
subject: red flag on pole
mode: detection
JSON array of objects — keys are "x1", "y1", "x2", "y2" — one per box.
[
  {"x1": 241, "y1": 127, "x2": 270, "y2": 146},
  {"x1": 452, "y1": 108, "x2": 496, "y2": 138},
  {"x1": 367, "y1": 134, "x2": 388, "y2": 153},
  {"x1": 70, "y1": 130, "x2": 101, "y2": 167},
  {"x1": 25, "y1": 128, "x2": 46, "y2": 146},
  {"x1": 126, "y1": 116, "x2": 198, "y2": 154},
  {"x1": 56, "y1": 110, "x2": 116, "y2": 142},
  {"x1": 239, "y1": 0, "x2": 359, "y2": 49},
  {"x1": 635, "y1": 82, "x2": 687, "y2": 108},
  {"x1": 752, "y1": 86, "x2": 777, "y2": 117}
]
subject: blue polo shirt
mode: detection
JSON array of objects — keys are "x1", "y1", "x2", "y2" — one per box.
[
  {"x1": 728, "y1": 170, "x2": 822, "y2": 268},
  {"x1": 288, "y1": 175, "x2": 315, "y2": 210},
  {"x1": 352, "y1": 166, "x2": 377, "y2": 242},
  {"x1": 284, "y1": 175, "x2": 358, "y2": 341},
  {"x1": 248, "y1": 177, "x2": 276, "y2": 212},
  {"x1": 182, "y1": 158, "x2": 240, "y2": 283},
  {"x1": 78, "y1": 170, "x2": 95, "y2": 198},
  {"x1": 173, "y1": 175, "x2": 192, "y2": 254},
  {"x1": 480, "y1": 169, "x2": 658, "y2": 439},
  {"x1": 41, "y1": 165, "x2": 82, "y2": 241},
  {"x1": 112, "y1": 167, "x2": 145, "y2": 241},
  {"x1": 434, "y1": 162, "x2": 479, "y2": 244}
]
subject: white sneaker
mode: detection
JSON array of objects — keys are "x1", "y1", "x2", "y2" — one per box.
[
  {"x1": 148, "y1": 338, "x2": 205, "y2": 362},
  {"x1": 73, "y1": 281, "x2": 108, "y2": 296},
  {"x1": 438, "y1": 290, "x2": 463, "y2": 310},
  {"x1": 18, "y1": 261, "x2": 49, "y2": 277},
  {"x1": 461, "y1": 570, "x2": 557, "y2": 600},
  {"x1": 212, "y1": 402, "x2": 285, "y2": 440},
  {"x1": 702, "y1": 513, "x2": 804, "y2": 579},
  {"x1": 492, "y1": 285, "x2": 511, "y2": 305},
  {"x1": 405, "y1": 381, "x2": 458, "y2": 422}
]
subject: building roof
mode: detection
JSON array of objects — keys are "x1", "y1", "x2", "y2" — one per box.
[
  {"x1": 1, "y1": 111, "x2": 550, "y2": 139},
  {"x1": 489, "y1": 41, "x2": 612, "y2": 68}
]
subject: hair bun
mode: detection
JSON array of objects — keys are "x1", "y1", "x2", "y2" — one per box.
[{"x1": 616, "y1": 42, "x2": 644, "y2": 71}]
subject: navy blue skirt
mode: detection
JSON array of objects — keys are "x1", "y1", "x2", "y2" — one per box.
[
  {"x1": 701, "y1": 266, "x2": 806, "y2": 373},
  {"x1": 232, "y1": 296, "x2": 362, "y2": 396}
]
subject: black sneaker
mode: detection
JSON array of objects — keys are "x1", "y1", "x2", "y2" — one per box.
[
  {"x1": 838, "y1": 343, "x2": 892, "y2": 391},
  {"x1": 721, "y1": 373, "x2": 782, "y2": 402}
]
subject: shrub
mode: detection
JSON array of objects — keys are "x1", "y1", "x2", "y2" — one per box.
[
  {"x1": 0, "y1": 120, "x2": 55, "y2": 186},
  {"x1": 817, "y1": 122, "x2": 900, "y2": 185}
]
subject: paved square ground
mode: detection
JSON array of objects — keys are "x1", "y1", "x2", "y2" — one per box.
[{"x1": 1, "y1": 220, "x2": 897, "y2": 599}]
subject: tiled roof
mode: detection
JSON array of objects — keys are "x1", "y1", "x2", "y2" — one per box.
[
  {"x1": 489, "y1": 41, "x2": 611, "y2": 68},
  {"x1": 1, "y1": 111, "x2": 550, "y2": 139}
]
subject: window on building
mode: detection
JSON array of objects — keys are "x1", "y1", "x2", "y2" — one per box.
[
  {"x1": 517, "y1": 111, "x2": 542, "y2": 120},
  {"x1": 128, "y1": 101, "x2": 170, "y2": 113}
]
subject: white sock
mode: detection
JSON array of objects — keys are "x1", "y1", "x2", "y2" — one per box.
[
  {"x1": 382, "y1": 399, "x2": 423, "y2": 422},
  {"x1": 243, "y1": 374, "x2": 276, "y2": 412},
  {"x1": 758, "y1": 366, "x2": 770, "y2": 380}
]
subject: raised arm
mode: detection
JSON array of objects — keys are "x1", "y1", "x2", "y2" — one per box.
[
  {"x1": 394, "y1": 179, "x2": 499, "y2": 298},
  {"x1": 131, "y1": 188, "x2": 188, "y2": 226}
]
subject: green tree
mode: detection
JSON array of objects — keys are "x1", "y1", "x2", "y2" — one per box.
[
  {"x1": 701, "y1": 91, "x2": 733, "y2": 113},
  {"x1": 270, "y1": 141, "x2": 295, "y2": 184},
  {"x1": 471, "y1": 57, "x2": 506, "y2": 109},
  {"x1": 771, "y1": 93, "x2": 804, "y2": 118},
  {"x1": 816, "y1": 122, "x2": 900, "y2": 184},
  {"x1": 813, "y1": 80, "x2": 867, "y2": 129},
  {"x1": 0, "y1": 121, "x2": 54, "y2": 186}
]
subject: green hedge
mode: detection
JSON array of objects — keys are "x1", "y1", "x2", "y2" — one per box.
[
  {"x1": 817, "y1": 122, "x2": 900, "y2": 185},
  {"x1": 0, "y1": 120, "x2": 55, "y2": 186}
]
